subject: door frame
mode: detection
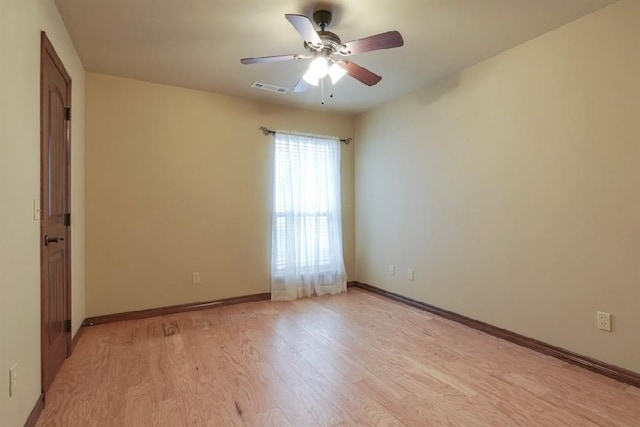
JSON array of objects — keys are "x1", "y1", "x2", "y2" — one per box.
[{"x1": 40, "y1": 31, "x2": 72, "y2": 397}]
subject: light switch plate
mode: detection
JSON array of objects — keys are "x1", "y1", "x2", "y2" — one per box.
[
  {"x1": 9, "y1": 365, "x2": 17, "y2": 397},
  {"x1": 32, "y1": 198, "x2": 40, "y2": 221}
]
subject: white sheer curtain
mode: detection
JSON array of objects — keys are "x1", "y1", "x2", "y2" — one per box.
[{"x1": 270, "y1": 132, "x2": 347, "y2": 301}]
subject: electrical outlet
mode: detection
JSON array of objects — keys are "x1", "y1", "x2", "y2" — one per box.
[
  {"x1": 407, "y1": 268, "x2": 414, "y2": 281},
  {"x1": 596, "y1": 311, "x2": 612, "y2": 332},
  {"x1": 9, "y1": 365, "x2": 17, "y2": 397},
  {"x1": 192, "y1": 272, "x2": 200, "y2": 284},
  {"x1": 388, "y1": 265, "x2": 395, "y2": 275}
]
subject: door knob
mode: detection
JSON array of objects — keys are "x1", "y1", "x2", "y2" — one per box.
[{"x1": 44, "y1": 235, "x2": 64, "y2": 246}]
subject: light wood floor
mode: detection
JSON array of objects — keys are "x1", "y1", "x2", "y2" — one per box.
[{"x1": 37, "y1": 289, "x2": 640, "y2": 426}]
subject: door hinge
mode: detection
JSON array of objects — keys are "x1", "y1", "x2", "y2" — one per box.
[
  {"x1": 65, "y1": 320, "x2": 72, "y2": 333},
  {"x1": 63, "y1": 213, "x2": 71, "y2": 226},
  {"x1": 64, "y1": 107, "x2": 71, "y2": 121}
]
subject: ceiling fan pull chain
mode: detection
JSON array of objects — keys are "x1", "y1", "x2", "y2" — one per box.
[{"x1": 321, "y1": 77, "x2": 325, "y2": 105}]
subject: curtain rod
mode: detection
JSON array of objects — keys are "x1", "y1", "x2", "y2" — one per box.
[{"x1": 260, "y1": 126, "x2": 352, "y2": 145}]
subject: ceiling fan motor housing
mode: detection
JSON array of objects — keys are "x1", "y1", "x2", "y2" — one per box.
[
  {"x1": 313, "y1": 10, "x2": 333, "y2": 30},
  {"x1": 304, "y1": 30, "x2": 342, "y2": 54},
  {"x1": 302, "y1": 10, "x2": 342, "y2": 54}
]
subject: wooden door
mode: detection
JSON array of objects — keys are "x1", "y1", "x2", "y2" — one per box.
[{"x1": 40, "y1": 32, "x2": 72, "y2": 396}]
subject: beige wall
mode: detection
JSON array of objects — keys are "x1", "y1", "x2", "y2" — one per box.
[
  {"x1": 0, "y1": 1, "x2": 85, "y2": 425},
  {"x1": 355, "y1": 0, "x2": 640, "y2": 373},
  {"x1": 85, "y1": 73, "x2": 354, "y2": 316}
]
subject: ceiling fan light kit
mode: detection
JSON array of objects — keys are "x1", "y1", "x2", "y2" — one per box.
[
  {"x1": 302, "y1": 57, "x2": 346, "y2": 86},
  {"x1": 328, "y1": 62, "x2": 347, "y2": 84},
  {"x1": 303, "y1": 57, "x2": 329, "y2": 85},
  {"x1": 240, "y1": 8, "x2": 404, "y2": 102}
]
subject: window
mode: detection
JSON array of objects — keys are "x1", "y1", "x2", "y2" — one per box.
[{"x1": 270, "y1": 132, "x2": 346, "y2": 300}]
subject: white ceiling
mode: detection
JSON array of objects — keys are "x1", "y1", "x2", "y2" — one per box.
[{"x1": 55, "y1": 0, "x2": 615, "y2": 113}]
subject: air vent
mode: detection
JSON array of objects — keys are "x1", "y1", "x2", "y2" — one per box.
[{"x1": 251, "y1": 81, "x2": 288, "y2": 94}]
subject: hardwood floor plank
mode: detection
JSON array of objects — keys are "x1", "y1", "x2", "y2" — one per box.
[
  {"x1": 36, "y1": 290, "x2": 640, "y2": 426},
  {"x1": 499, "y1": 372, "x2": 553, "y2": 397},
  {"x1": 123, "y1": 381, "x2": 154, "y2": 427},
  {"x1": 280, "y1": 378, "x2": 347, "y2": 426},
  {"x1": 242, "y1": 407, "x2": 292, "y2": 427},
  {"x1": 224, "y1": 348, "x2": 278, "y2": 412},
  {"x1": 151, "y1": 398, "x2": 182, "y2": 427},
  {"x1": 627, "y1": 386, "x2": 640, "y2": 397}
]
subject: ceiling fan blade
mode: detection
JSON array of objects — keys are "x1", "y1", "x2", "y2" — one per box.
[
  {"x1": 338, "y1": 60, "x2": 382, "y2": 86},
  {"x1": 240, "y1": 54, "x2": 305, "y2": 65},
  {"x1": 292, "y1": 76, "x2": 311, "y2": 93},
  {"x1": 285, "y1": 14, "x2": 322, "y2": 47},
  {"x1": 340, "y1": 31, "x2": 404, "y2": 55}
]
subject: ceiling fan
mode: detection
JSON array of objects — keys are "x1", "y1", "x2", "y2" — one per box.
[{"x1": 240, "y1": 10, "x2": 404, "y2": 93}]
